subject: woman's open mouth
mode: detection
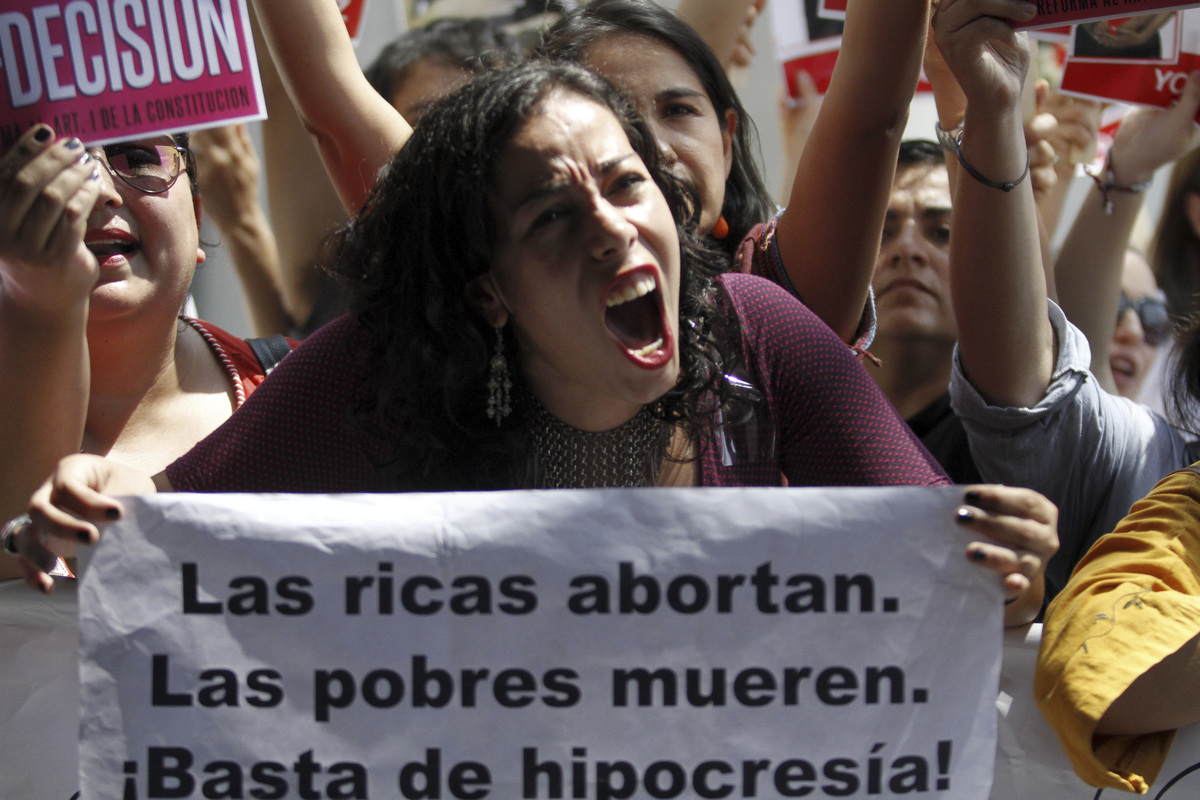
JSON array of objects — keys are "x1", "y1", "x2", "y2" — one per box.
[
  {"x1": 602, "y1": 266, "x2": 674, "y2": 368},
  {"x1": 85, "y1": 230, "x2": 139, "y2": 268}
]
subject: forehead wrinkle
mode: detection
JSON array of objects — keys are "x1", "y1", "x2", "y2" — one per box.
[{"x1": 510, "y1": 152, "x2": 637, "y2": 212}]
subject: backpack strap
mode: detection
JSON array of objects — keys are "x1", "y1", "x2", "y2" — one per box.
[{"x1": 245, "y1": 334, "x2": 293, "y2": 376}]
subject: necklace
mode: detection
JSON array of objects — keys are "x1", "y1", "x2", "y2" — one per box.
[{"x1": 520, "y1": 387, "x2": 670, "y2": 489}]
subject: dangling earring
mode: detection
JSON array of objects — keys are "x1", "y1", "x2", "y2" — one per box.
[
  {"x1": 712, "y1": 215, "x2": 730, "y2": 240},
  {"x1": 486, "y1": 325, "x2": 512, "y2": 425}
]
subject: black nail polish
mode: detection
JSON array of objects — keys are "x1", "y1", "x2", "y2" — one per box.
[
  {"x1": 78, "y1": 530, "x2": 93, "y2": 543},
  {"x1": 65, "y1": 137, "x2": 82, "y2": 150},
  {"x1": 33, "y1": 126, "x2": 51, "y2": 143},
  {"x1": 970, "y1": 548, "x2": 987, "y2": 563},
  {"x1": 964, "y1": 490, "x2": 982, "y2": 505},
  {"x1": 105, "y1": 507, "x2": 120, "y2": 520},
  {"x1": 955, "y1": 507, "x2": 974, "y2": 524}
]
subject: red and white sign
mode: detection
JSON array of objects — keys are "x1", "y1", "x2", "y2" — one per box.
[
  {"x1": 1060, "y1": 9, "x2": 1200, "y2": 122},
  {"x1": 0, "y1": 0, "x2": 265, "y2": 150},
  {"x1": 1017, "y1": 1, "x2": 1200, "y2": 30}
]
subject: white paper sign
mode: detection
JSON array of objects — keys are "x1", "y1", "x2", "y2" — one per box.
[{"x1": 76, "y1": 487, "x2": 1002, "y2": 799}]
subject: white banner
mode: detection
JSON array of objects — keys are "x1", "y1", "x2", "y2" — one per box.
[{"x1": 75, "y1": 487, "x2": 1001, "y2": 799}]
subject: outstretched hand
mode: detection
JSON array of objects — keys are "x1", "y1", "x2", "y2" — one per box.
[
  {"x1": 4, "y1": 454, "x2": 158, "y2": 593},
  {"x1": 955, "y1": 484, "x2": 1059, "y2": 626},
  {"x1": 1108, "y1": 71, "x2": 1200, "y2": 187}
]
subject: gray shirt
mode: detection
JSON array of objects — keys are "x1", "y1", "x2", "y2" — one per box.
[{"x1": 949, "y1": 300, "x2": 1200, "y2": 599}]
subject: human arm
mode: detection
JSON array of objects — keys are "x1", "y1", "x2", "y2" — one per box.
[
  {"x1": 936, "y1": 0, "x2": 1051, "y2": 408},
  {"x1": 189, "y1": 125, "x2": 291, "y2": 337},
  {"x1": 1083, "y1": 12, "x2": 1174, "y2": 49},
  {"x1": 249, "y1": 0, "x2": 410, "y2": 214},
  {"x1": 1054, "y1": 78, "x2": 1200, "y2": 391},
  {"x1": 1035, "y1": 466, "x2": 1200, "y2": 791},
  {"x1": 773, "y1": 0, "x2": 931, "y2": 343},
  {"x1": 776, "y1": 71, "x2": 822, "y2": 202},
  {"x1": 0, "y1": 127, "x2": 104, "y2": 581}
]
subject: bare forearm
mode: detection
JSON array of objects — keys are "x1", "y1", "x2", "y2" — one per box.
[
  {"x1": 250, "y1": 0, "x2": 410, "y2": 213},
  {"x1": 0, "y1": 299, "x2": 89, "y2": 523},
  {"x1": 776, "y1": 0, "x2": 930, "y2": 342},
  {"x1": 1097, "y1": 632, "x2": 1200, "y2": 735},
  {"x1": 952, "y1": 108, "x2": 1053, "y2": 407}
]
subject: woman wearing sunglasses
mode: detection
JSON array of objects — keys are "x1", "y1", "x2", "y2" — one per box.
[{"x1": 0, "y1": 126, "x2": 285, "y2": 581}]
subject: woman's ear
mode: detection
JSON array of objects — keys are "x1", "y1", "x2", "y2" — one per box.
[{"x1": 465, "y1": 272, "x2": 509, "y2": 328}]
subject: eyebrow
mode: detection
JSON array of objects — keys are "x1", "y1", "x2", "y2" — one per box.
[
  {"x1": 511, "y1": 153, "x2": 638, "y2": 212},
  {"x1": 657, "y1": 87, "x2": 708, "y2": 102}
]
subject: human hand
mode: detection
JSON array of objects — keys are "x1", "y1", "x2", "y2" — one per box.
[
  {"x1": 188, "y1": 124, "x2": 263, "y2": 235},
  {"x1": 1043, "y1": 91, "x2": 1101, "y2": 171},
  {"x1": 1108, "y1": 71, "x2": 1200, "y2": 187},
  {"x1": 955, "y1": 485, "x2": 1058, "y2": 626},
  {"x1": 3, "y1": 454, "x2": 157, "y2": 594},
  {"x1": 0, "y1": 125, "x2": 104, "y2": 313},
  {"x1": 1025, "y1": 104, "x2": 1059, "y2": 202},
  {"x1": 728, "y1": 0, "x2": 765, "y2": 71},
  {"x1": 932, "y1": 0, "x2": 1037, "y2": 115}
]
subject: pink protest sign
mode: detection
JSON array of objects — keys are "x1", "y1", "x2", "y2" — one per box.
[
  {"x1": 1016, "y1": 1, "x2": 1200, "y2": 30},
  {"x1": 0, "y1": 0, "x2": 265, "y2": 151},
  {"x1": 1059, "y1": 9, "x2": 1200, "y2": 120}
]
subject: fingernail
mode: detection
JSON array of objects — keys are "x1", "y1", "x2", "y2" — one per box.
[
  {"x1": 105, "y1": 507, "x2": 119, "y2": 520},
  {"x1": 970, "y1": 548, "x2": 987, "y2": 563},
  {"x1": 35, "y1": 551, "x2": 55, "y2": 572},
  {"x1": 77, "y1": 530, "x2": 93, "y2": 543},
  {"x1": 956, "y1": 507, "x2": 974, "y2": 524},
  {"x1": 77, "y1": 152, "x2": 90, "y2": 165},
  {"x1": 33, "y1": 126, "x2": 52, "y2": 143},
  {"x1": 964, "y1": 490, "x2": 981, "y2": 505},
  {"x1": 90, "y1": 165, "x2": 100, "y2": 181},
  {"x1": 65, "y1": 137, "x2": 82, "y2": 150}
]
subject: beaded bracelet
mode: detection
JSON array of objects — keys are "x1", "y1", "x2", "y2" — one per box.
[
  {"x1": 954, "y1": 130, "x2": 1030, "y2": 193},
  {"x1": 1084, "y1": 153, "x2": 1151, "y2": 215}
]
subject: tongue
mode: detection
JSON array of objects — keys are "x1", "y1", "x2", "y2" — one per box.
[{"x1": 605, "y1": 292, "x2": 661, "y2": 350}]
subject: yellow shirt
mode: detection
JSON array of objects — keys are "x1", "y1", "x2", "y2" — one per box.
[{"x1": 1035, "y1": 466, "x2": 1200, "y2": 792}]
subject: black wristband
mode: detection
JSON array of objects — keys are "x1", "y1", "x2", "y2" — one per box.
[{"x1": 955, "y1": 131, "x2": 1030, "y2": 193}]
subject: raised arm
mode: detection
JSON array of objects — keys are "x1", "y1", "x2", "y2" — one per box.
[
  {"x1": 936, "y1": 0, "x2": 1051, "y2": 408},
  {"x1": 774, "y1": 0, "x2": 931, "y2": 342},
  {"x1": 189, "y1": 125, "x2": 292, "y2": 337},
  {"x1": 250, "y1": 0, "x2": 411, "y2": 213},
  {"x1": 0, "y1": 128, "x2": 102, "y2": 574},
  {"x1": 1054, "y1": 79, "x2": 1200, "y2": 389}
]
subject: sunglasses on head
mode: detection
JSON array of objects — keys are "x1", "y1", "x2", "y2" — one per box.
[
  {"x1": 1117, "y1": 291, "x2": 1170, "y2": 346},
  {"x1": 90, "y1": 136, "x2": 188, "y2": 194}
]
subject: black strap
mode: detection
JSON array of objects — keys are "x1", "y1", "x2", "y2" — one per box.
[{"x1": 245, "y1": 334, "x2": 292, "y2": 376}]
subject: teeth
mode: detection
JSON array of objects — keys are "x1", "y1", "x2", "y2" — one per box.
[
  {"x1": 606, "y1": 275, "x2": 657, "y2": 307},
  {"x1": 632, "y1": 338, "x2": 663, "y2": 357}
]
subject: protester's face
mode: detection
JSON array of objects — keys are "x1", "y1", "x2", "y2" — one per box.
[
  {"x1": 391, "y1": 58, "x2": 472, "y2": 123},
  {"x1": 583, "y1": 33, "x2": 734, "y2": 236},
  {"x1": 872, "y1": 163, "x2": 956, "y2": 343},
  {"x1": 84, "y1": 138, "x2": 202, "y2": 325},
  {"x1": 476, "y1": 90, "x2": 681, "y2": 432},
  {"x1": 1110, "y1": 250, "x2": 1164, "y2": 399}
]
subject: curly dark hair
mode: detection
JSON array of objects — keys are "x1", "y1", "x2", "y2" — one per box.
[
  {"x1": 538, "y1": 0, "x2": 772, "y2": 259},
  {"x1": 329, "y1": 61, "x2": 746, "y2": 491}
]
